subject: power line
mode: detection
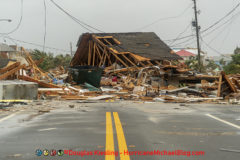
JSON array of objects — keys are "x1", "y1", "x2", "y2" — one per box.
[
  {"x1": 170, "y1": 36, "x2": 195, "y2": 47},
  {"x1": 49, "y1": 0, "x2": 104, "y2": 33},
  {"x1": 174, "y1": 10, "x2": 240, "y2": 47},
  {"x1": 201, "y1": 2, "x2": 240, "y2": 33},
  {"x1": 169, "y1": 23, "x2": 192, "y2": 46},
  {"x1": 165, "y1": 2, "x2": 240, "y2": 43},
  {"x1": 135, "y1": 3, "x2": 193, "y2": 31},
  {"x1": 164, "y1": 34, "x2": 194, "y2": 42},
  {"x1": 0, "y1": 0, "x2": 23, "y2": 35},
  {"x1": 43, "y1": 0, "x2": 47, "y2": 52},
  {"x1": 218, "y1": 0, "x2": 237, "y2": 50},
  {"x1": 200, "y1": 36, "x2": 226, "y2": 57},
  {"x1": 203, "y1": 10, "x2": 240, "y2": 42},
  {"x1": 4, "y1": 36, "x2": 71, "y2": 53}
]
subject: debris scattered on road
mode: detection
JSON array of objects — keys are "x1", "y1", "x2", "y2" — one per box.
[{"x1": 1, "y1": 33, "x2": 240, "y2": 105}]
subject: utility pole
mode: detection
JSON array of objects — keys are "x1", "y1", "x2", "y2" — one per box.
[{"x1": 192, "y1": 0, "x2": 201, "y2": 72}]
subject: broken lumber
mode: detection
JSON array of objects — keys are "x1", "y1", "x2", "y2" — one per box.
[
  {"x1": 0, "y1": 64, "x2": 25, "y2": 80},
  {"x1": 0, "y1": 62, "x2": 20, "y2": 74},
  {"x1": 18, "y1": 75, "x2": 61, "y2": 88}
]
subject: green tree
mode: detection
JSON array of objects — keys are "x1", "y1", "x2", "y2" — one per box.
[
  {"x1": 219, "y1": 58, "x2": 226, "y2": 66},
  {"x1": 223, "y1": 47, "x2": 240, "y2": 74},
  {"x1": 185, "y1": 56, "x2": 206, "y2": 72},
  {"x1": 30, "y1": 50, "x2": 71, "y2": 71},
  {"x1": 234, "y1": 47, "x2": 240, "y2": 54},
  {"x1": 206, "y1": 60, "x2": 219, "y2": 70}
]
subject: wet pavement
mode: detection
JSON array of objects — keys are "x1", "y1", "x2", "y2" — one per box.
[{"x1": 0, "y1": 101, "x2": 240, "y2": 160}]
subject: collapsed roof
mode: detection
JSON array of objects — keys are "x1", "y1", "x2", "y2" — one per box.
[{"x1": 71, "y1": 32, "x2": 181, "y2": 67}]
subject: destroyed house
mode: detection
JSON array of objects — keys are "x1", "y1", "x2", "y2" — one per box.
[{"x1": 71, "y1": 32, "x2": 182, "y2": 68}]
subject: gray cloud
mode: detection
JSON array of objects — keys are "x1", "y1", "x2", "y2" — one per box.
[{"x1": 0, "y1": 0, "x2": 239, "y2": 56}]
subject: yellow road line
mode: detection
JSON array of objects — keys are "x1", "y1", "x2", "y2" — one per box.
[
  {"x1": 113, "y1": 112, "x2": 130, "y2": 160},
  {"x1": 0, "y1": 100, "x2": 32, "y2": 103},
  {"x1": 105, "y1": 112, "x2": 115, "y2": 160}
]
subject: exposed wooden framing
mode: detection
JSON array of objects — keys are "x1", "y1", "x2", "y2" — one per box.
[
  {"x1": 0, "y1": 64, "x2": 25, "y2": 80},
  {"x1": 128, "y1": 54, "x2": 147, "y2": 67},
  {"x1": 18, "y1": 75, "x2": 61, "y2": 88},
  {"x1": 88, "y1": 41, "x2": 92, "y2": 65},
  {"x1": 139, "y1": 61, "x2": 146, "y2": 67},
  {"x1": 93, "y1": 35, "x2": 146, "y2": 68},
  {"x1": 99, "y1": 47, "x2": 107, "y2": 66},
  {"x1": 95, "y1": 45, "x2": 103, "y2": 66},
  {"x1": 103, "y1": 53, "x2": 107, "y2": 66},
  {"x1": 95, "y1": 36, "x2": 113, "y2": 39},
  {"x1": 95, "y1": 43, "x2": 112, "y2": 65},
  {"x1": 147, "y1": 61, "x2": 154, "y2": 66},
  {"x1": 99, "y1": 52, "x2": 105, "y2": 67},
  {"x1": 35, "y1": 58, "x2": 44, "y2": 66},
  {"x1": 0, "y1": 62, "x2": 20, "y2": 74},
  {"x1": 221, "y1": 87, "x2": 230, "y2": 93},
  {"x1": 121, "y1": 54, "x2": 137, "y2": 67},
  {"x1": 105, "y1": 51, "x2": 112, "y2": 66},
  {"x1": 103, "y1": 39, "x2": 112, "y2": 45},
  {"x1": 140, "y1": 61, "x2": 148, "y2": 67},
  {"x1": 22, "y1": 48, "x2": 50, "y2": 80},
  {"x1": 222, "y1": 72, "x2": 238, "y2": 93},
  {"x1": 92, "y1": 35, "x2": 106, "y2": 47},
  {"x1": 232, "y1": 78, "x2": 240, "y2": 89},
  {"x1": 97, "y1": 43, "x2": 129, "y2": 67},
  {"x1": 113, "y1": 38, "x2": 121, "y2": 45},
  {"x1": 155, "y1": 61, "x2": 161, "y2": 66},
  {"x1": 217, "y1": 74, "x2": 223, "y2": 97},
  {"x1": 110, "y1": 51, "x2": 129, "y2": 68},
  {"x1": 92, "y1": 43, "x2": 96, "y2": 66}
]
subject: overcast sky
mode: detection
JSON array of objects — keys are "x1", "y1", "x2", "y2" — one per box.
[{"x1": 0, "y1": 0, "x2": 239, "y2": 56}]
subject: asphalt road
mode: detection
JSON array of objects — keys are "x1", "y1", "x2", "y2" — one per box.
[{"x1": 0, "y1": 101, "x2": 240, "y2": 160}]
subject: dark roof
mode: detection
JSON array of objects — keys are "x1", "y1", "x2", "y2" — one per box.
[
  {"x1": 72, "y1": 32, "x2": 181, "y2": 66},
  {"x1": 87, "y1": 32, "x2": 181, "y2": 60}
]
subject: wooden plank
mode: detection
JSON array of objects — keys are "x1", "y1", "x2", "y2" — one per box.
[
  {"x1": 0, "y1": 62, "x2": 20, "y2": 74},
  {"x1": 92, "y1": 43, "x2": 96, "y2": 66},
  {"x1": 102, "y1": 48, "x2": 108, "y2": 67},
  {"x1": 217, "y1": 74, "x2": 222, "y2": 97},
  {"x1": 95, "y1": 36, "x2": 113, "y2": 39},
  {"x1": 95, "y1": 45, "x2": 103, "y2": 66},
  {"x1": 97, "y1": 45, "x2": 112, "y2": 66},
  {"x1": 61, "y1": 95, "x2": 88, "y2": 100},
  {"x1": 22, "y1": 48, "x2": 49, "y2": 79},
  {"x1": 110, "y1": 51, "x2": 129, "y2": 68},
  {"x1": 92, "y1": 35, "x2": 106, "y2": 47},
  {"x1": 88, "y1": 41, "x2": 92, "y2": 65},
  {"x1": 147, "y1": 61, "x2": 154, "y2": 66},
  {"x1": 113, "y1": 38, "x2": 121, "y2": 45},
  {"x1": 99, "y1": 47, "x2": 107, "y2": 66},
  {"x1": 103, "y1": 39, "x2": 112, "y2": 45},
  {"x1": 99, "y1": 49, "x2": 105, "y2": 67},
  {"x1": 0, "y1": 64, "x2": 25, "y2": 80},
  {"x1": 155, "y1": 61, "x2": 161, "y2": 65},
  {"x1": 121, "y1": 54, "x2": 137, "y2": 67},
  {"x1": 35, "y1": 58, "x2": 44, "y2": 65},
  {"x1": 222, "y1": 71, "x2": 238, "y2": 93},
  {"x1": 232, "y1": 78, "x2": 240, "y2": 89},
  {"x1": 18, "y1": 75, "x2": 61, "y2": 88}
]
